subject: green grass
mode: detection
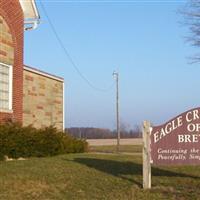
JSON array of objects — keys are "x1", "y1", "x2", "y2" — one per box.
[
  {"x1": 89, "y1": 145, "x2": 142, "y2": 154},
  {"x1": 1, "y1": 153, "x2": 200, "y2": 200}
]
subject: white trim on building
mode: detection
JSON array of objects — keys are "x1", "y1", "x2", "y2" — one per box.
[
  {"x1": 63, "y1": 82, "x2": 65, "y2": 131},
  {"x1": 0, "y1": 62, "x2": 13, "y2": 112},
  {"x1": 24, "y1": 65, "x2": 64, "y2": 83},
  {"x1": 19, "y1": 0, "x2": 40, "y2": 30}
]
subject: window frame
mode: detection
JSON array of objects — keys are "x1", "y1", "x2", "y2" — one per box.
[{"x1": 0, "y1": 62, "x2": 13, "y2": 112}]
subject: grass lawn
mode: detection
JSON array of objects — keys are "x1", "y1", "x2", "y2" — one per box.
[
  {"x1": 89, "y1": 145, "x2": 142, "y2": 154},
  {"x1": 1, "y1": 152, "x2": 200, "y2": 200}
]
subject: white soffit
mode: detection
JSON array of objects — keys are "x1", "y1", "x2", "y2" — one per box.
[{"x1": 19, "y1": 0, "x2": 39, "y2": 20}]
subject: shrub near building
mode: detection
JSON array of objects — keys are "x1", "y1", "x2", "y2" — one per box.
[{"x1": 0, "y1": 123, "x2": 88, "y2": 160}]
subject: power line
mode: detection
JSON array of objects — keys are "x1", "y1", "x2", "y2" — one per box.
[{"x1": 39, "y1": 1, "x2": 114, "y2": 92}]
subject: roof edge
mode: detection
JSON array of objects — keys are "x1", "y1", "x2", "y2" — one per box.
[
  {"x1": 24, "y1": 65, "x2": 64, "y2": 82},
  {"x1": 19, "y1": 0, "x2": 40, "y2": 30}
]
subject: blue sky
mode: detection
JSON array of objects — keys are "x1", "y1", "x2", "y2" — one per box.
[{"x1": 24, "y1": 0, "x2": 199, "y2": 129}]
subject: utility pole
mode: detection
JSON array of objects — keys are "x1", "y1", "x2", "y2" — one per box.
[{"x1": 113, "y1": 71, "x2": 120, "y2": 152}]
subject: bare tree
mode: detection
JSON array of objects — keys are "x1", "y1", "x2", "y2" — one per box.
[{"x1": 182, "y1": 0, "x2": 200, "y2": 62}]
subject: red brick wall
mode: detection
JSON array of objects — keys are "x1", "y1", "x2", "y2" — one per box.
[{"x1": 0, "y1": 0, "x2": 24, "y2": 123}]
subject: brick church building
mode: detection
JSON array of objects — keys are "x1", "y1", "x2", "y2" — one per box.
[{"x1": 0, "y1": 0, "x2": 64, "y2": 130}]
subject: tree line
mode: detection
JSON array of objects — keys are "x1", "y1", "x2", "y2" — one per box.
[{"x1": 66, "y1": 126, "x2": 141, "y2": 139}]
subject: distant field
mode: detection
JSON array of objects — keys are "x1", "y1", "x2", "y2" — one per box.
[
  {"x1": 87, "y1": 138, "x2": 142, "y2": 146},
  {"x1": 1, "y1": 153, "x2": 200, "y2": 200},
  {"x1": 89, "y1": 145, "x2": 142, "y2": 154}
]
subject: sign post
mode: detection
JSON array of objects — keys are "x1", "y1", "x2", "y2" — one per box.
[{"x1": 143, "y1": 120, "x2": 151, "y2": 189}]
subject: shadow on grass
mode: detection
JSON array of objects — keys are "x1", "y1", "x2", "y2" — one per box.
[{"x1": 71, "y1": 157, "x2": 200, "y2": 188}]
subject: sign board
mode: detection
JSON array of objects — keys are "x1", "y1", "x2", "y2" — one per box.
[{"x1": 151, "y1": 107, "x2": 200, "y2": 165}]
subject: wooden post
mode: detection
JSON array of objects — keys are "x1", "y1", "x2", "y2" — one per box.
[{"x1": 143, "y1": 121, "x2": 151, "y2": 189}]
